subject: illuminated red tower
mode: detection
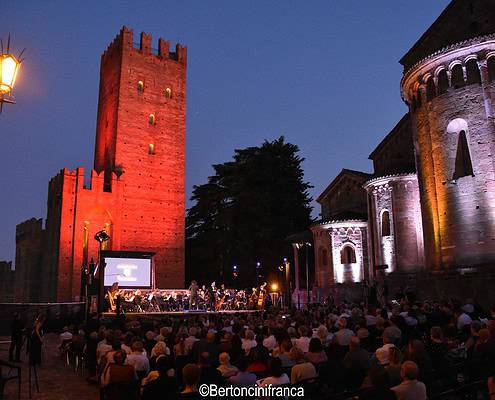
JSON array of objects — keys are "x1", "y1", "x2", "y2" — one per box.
[
  {"x1": 93, "y1": 27, "x2": 186, "y2": 290},
  {"x1": 40, "y1": 27, "x2": 186, "y2": 301}
]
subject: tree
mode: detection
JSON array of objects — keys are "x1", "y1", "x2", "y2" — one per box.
[{"x1": 186, "y1": 136, "x2": 313, "y2": 288}]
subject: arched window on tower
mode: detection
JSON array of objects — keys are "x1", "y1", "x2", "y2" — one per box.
[
  {"x1": 426, "y1": 76, "x2": 436, "y2": 101},
  {"x1": 341, "y1": 245, "x2": 356, "y2": 264},
  {"x1": 466, "y1": 59, "x2": 481, "y2": 85},
  {"x1": 381, "y1": 210, "x2": 391, "y2": 237},
  {"x1": 488, "y1": 57, "x2": 495, "y2": 82},
  {"x1": 149, "y1": 114, "x2": 155, "y2": 125},
  {"x1": 453, "y1": 130, "x2": 474, "y2": 179},
  {"x1": 137, "y1": 80, "x2": 144, "y2": 93},
  {"x1": 437, "y1": 69, "x2": 449, "y2": 95},
  {"x1": 165, "y1": 87, "x2": 172, "y2": 99},
  {"x1": 451, "y1": 64, "x2": 465, "y2": 89}
]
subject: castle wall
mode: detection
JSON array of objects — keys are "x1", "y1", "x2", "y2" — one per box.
[
  {"x1": 0, "y1": 261, "x2": 15, "y2": 302},
  {"x1": 14, "y1": 218, "x2": 43, "y2": 302},
  {"x1": 44, "y1": 168, "x2": 123, "y2": 301}
]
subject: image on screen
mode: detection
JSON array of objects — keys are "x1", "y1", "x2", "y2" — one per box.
[{"x1": 103, "y1": 257, "x2": 151, "y2": 288}]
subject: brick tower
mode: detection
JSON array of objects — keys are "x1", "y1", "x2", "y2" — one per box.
[
  {"x1": 37, "y1": 27, "x2": 186, "y2": 301},
  {"x1": 93, "y1": 27, "x2": 187, "y2": 290}
]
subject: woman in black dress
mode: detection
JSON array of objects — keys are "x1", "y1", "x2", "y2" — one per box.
[{"x1": 29, "y1": 315, "x2": 45, "y2": 366}]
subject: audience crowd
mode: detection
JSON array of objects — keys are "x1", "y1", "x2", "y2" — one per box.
[{"x1": 53, "y1": 296, "x2": 495, "y2": 399}]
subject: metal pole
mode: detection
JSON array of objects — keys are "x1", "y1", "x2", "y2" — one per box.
[{"x1": 306, "y1": 243, "x2": 310, "y2": 308}]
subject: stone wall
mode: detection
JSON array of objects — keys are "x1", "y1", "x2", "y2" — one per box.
[
  {"x1": 402, "y1": 37, "x2": 495, "y2": 271},
  {"x1": 365, "y1": 174, "x2": 424, "y2": 275}
]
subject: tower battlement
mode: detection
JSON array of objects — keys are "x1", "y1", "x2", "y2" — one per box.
[
  {"x1": 48, "y1": 167, "x2": 122, "y2": 196},
  {"x1": 102, "y1": 26, "x2": 187, "y2": 65}
]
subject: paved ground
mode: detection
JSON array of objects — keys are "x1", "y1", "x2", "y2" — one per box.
[{"x1": 1, "y1": 334, "x2": 98, "y2": 400}]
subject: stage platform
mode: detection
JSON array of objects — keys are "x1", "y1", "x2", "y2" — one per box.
[{"x1": 101, "y1": 309, "x2": 261, "y2": 318}]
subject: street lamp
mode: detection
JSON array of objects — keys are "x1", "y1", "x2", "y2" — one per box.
[
  {"x1": 94, "y1": 230, "x2": 111, "y2": 314},
  {"x1": 232, "y1": 265, "x2": 238, "y2": 289},
  {"x1": 304, "y1": 242, "x2": 311, "y2": 308},
  {"x1": 0, "y1": 35, "x2": 24, "y2": 113},
  {"x1": 255, "y1": 261, "x2": 261, "y2": 288}
]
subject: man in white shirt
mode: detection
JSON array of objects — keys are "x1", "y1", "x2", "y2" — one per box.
[
  {"x1": 125, "y1": 340, "x2": 150, "y2": 377},
  {"x1": 391, "y1": 361, "x2": 427, "y2": 400},
  {"x1": 374, "y1": 333, "x2": 395, "y2": 366}
]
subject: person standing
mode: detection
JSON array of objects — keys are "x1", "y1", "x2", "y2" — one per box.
[
  {"x1": 9, "y1": 313, "x2": 24, "y2": 362},
  {"x1": 188, "y1": 280, "x2": 199, "y2": 310},
  {"x1": 29, "y1": 315, "x2": 45, "y2": 366}
]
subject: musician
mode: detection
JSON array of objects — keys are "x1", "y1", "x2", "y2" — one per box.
[
  {"x1": 249, "y1": 288, "x2": 258, "y2": 310},
  {"x1": 188, "y1": 280, "x2": 199, "y2": 310},
  {"x1": 207, "y1": 282, "x2": 216, "y2": 311},
  {"x1": 106, "y1": 282, "x2": 120, "y2": 312},
  {"x1": 216, "y1": 283, "x2": 227, "y2": 311},
  {"x1": 257, "y1": 282, "x2": 267, "y2": 310}
]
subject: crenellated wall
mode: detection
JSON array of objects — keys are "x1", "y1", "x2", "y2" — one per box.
[{"x1": 43, "y1": 167, "x2": 124, "y2": 301}]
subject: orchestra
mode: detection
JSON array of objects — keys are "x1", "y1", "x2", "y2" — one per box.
[{"x1": 105, "y1": 281, "x2": 269, "y2": 313}]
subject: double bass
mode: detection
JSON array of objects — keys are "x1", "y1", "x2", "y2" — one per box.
[{"x1": 257, "y1": 282, "x2": 267, "y2": 310}]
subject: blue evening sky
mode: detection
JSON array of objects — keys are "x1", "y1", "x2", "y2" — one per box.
[{"x1": 0, "y1": 1, "x2": 450, "y2": 263}]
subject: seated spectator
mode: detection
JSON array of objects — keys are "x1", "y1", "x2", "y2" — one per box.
[
  {"x1": 228, "y1": 356, "x2": 257, "y2": 387},
  {"x1": 314, "y1": 325, "x2": 333, "y2": 347},
  {"x1": 466, "y1": 320, "x2": 482, "y2": 357},
  {"x1": 263, "y1": 327, "x2": 277, "y2": 351},
  {"x1": 295, "y1": 326, "x2": 311, "y2": 353},
  {"x1": 103, "y1": 350, "x2": 138, "y2": 400},
  {"x1": 247, "y1": 346, "x2": 268, "y2": 374},
  {"x1": 335, "y1": 318, "x2": 354, "y2": 347},
  {"x1": 426, "y1": 326, "x2": 448, "y2": 372},
  {"x1": 455, "y1": 308, "x2": 473, "y2": 332},
  {"x1": 391, "y1": 361, "x2": 427, "y2": 400},
  {"x1": 149, "y1": 341, "x2": 170, "y2": 370},
  {"x1": 359, "y1": 365, "x2": 396, "y2": 400},
  {"x1": 191, "y1": 331, "x2": 218, "y2": 365},
  {"x1": 184, "y1": 327, "x2": 199, "y2": 355},
  {"x1": 383, "y1": 320, "x2": 402, "y2": 346},
  {"x1": 141, "y1": 356, "x2": 178, "y2": 400},
  {"x1": 289, "y1": 346, "x2": 317, "y2": 384},
  {"x1": 179, "y1": 363, "x2": 202, "y2": 400},
  {"x1": 229, "y1": 334, "x2": 244, "y2": 365},
  {"x1": 374, "y1": 332, "x2": 395, "y2": 366},
  {"x1": 126, "y1": 340, "x2": 150, "y2": 380},
  {"x1": 343, "y1": 336, "x2": 371, "y2": 374},
  {"x1": 403, "y1": 340, "x2": 432, "y2": 384},
  {"x1": 59, "y1": 326, "x2": 73, "y2": 350},
  {"x1": 385, "y1": 346, "x2": 403, "y2": 387},
  {"x1": 258, "y1": 357, "x2": 290, "y2": 387},
  {"x1": 274, "y1": 338, "x2": 294, "y2": 368},
  {"x1": 306, "y1": 337, "x2": 328, "y2": 365},
  {"x1": 242, "y1": 330, "x2": 257, "y2": 355},
  {"x1": 217, "y1": 352, "x2": 239, "y2": 378},
  {"x1": 197, "y1": 351, "x2": 223, "y2": 385}
]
